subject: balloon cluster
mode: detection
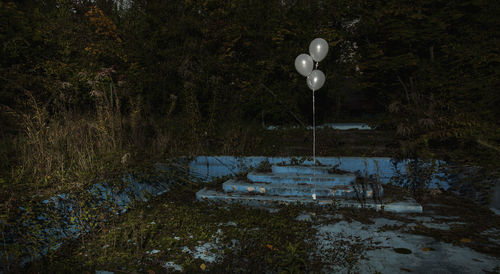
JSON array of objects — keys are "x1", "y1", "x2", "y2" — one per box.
[{"x1": 294, "y1": 38, "x2": 328, "y2": 91}]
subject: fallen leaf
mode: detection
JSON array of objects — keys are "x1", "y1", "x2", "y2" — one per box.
[
  {"x1": 266, "y1": 244, "x2": 273, "y2": 250},
  {"x1": 460, "y1": 238, "x2": 472, "y2": 243},
  {"x1": 200, "y1": 263, "x2": 206, "y2": 271},
  {"x1": 421, "y1": 247, "x2": 434, "y2": 252},
  {"x1": 147, "y1": 270, "x2": 155, "y2": 274}
]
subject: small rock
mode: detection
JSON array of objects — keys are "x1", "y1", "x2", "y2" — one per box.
[{"x1": 146, "y1": 249, "x2": 160, "y2": 254}]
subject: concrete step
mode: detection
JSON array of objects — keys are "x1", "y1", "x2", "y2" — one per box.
[
  {"x1": 196, "y1": 188, "x2": 422, "y2": 214},
  {"x1": 247, "y1": 172, "x2": 356, "y2": 186},
  {"x1": 271, "y1": 165, "x2": 332, "y2": 175},
  {"x1": 223, "y1": 179, "x2": 378, "y2": 198}
]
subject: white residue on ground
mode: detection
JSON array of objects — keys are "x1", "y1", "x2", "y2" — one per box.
[
  {"x1": 315, "y1": 217, "x2": 499, "y2": 273},
  {"x1": 164, "y1": 261, "x2": 183, "y2": 272}
]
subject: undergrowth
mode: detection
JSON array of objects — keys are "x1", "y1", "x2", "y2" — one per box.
[{"x1": 23, "y1": 186, "x2": 320, "y2": 273}]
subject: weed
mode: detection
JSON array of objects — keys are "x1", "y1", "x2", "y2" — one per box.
[
  {"x1": 255, "y1": 160, "x2": 272, "y2": 173},
  {"x1": 391, "y1": 158, "x2": 439, "y2": 201}
]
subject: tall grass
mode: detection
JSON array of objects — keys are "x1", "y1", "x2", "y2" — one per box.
[
  {"x1": 0, "y1": 67, "x2": 200, "y2": 270},
  {"x1": 0, "y1": 68, "x2": 129, "y2": 270},
  {"x1": 14, "y1": 75, "x2": 124, "y2": 195},
  {"x1": 0, "y1": 62, "x2": 276, "y2": 270}
]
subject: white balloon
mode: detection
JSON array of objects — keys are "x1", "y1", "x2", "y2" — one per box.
[
  {"x1": 294, "y1": 54, "x2": 314, "y2": 76},
  {"x1": 307, "y1": 70, "x2": 325, "y2": 91},
  {"x1": 309, "y1": 38, "x2": 329, "y2": 62}
]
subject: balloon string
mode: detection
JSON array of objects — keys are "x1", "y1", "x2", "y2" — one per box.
[
  {"x1": 312, "y1": 89, "x2": 316, "y2": 166},
  {"x1": 312, "y1": 89, "x2": 316, "y2": 199}
]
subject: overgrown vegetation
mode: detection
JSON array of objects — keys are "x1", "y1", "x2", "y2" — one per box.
[
  {"x1": 16, "y1": 183, "x2": 500, "y2": 272},
  {"x1": 353, "y1": 0, "x2": 500, "y2": 163},
  {"x1": 1, "y1": 0, "x2": 498, "y2": 191},
  {"x1": 1, "y1": 0, "x2": 499, "y2": 271},
  {"x1": 20, "y1": 186, "x2": 318, "y2": 273}
]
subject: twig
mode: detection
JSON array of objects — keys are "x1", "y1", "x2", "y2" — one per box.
[
  {"x1": 476, "y1": 139, "x2": 500, "y2": 153},
  {"x1": 0, "y1": 74, "x2": 54, "y2": 110},
  {"x1": 260, "y1": 83, "x2": 306, "y2": 127},
  {"x1": 397, "y1": 75, "x2": 410, "y2": 103}
]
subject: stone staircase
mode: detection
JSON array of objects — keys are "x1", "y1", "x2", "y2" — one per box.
[{"x1": 196, "y1": 165, "x2": 422, "y2": 213}]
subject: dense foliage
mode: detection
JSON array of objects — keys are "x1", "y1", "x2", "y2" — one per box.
[
  {"x1": 1, "y1": 0, "x2": 499, "y2": 270},
  {"x1": 1, "y1": 0, "x2": 498, "y2": 143},
  {"x1": 353, "y1": 0, "x2": 500, "y2": 157},
  {"x1": 0, "y1": 0, "x2": 498, "y2": 197}
]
